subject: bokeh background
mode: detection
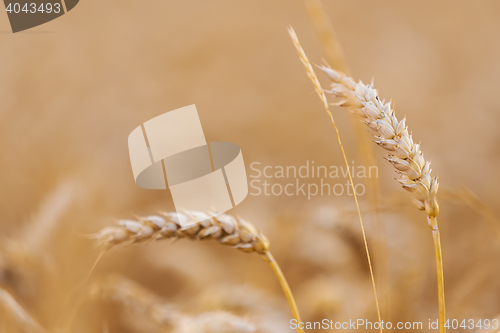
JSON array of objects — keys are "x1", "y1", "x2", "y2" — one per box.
[{"x1": 1, "y1": 0, "x2": 500, "y2": 332}]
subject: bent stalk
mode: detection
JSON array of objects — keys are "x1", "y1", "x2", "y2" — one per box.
[{"x1": 262, "y1": 252, "x2": 303, "y2": 333}]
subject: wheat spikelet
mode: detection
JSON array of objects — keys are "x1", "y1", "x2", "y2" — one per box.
[{"x1": 92, "y1": 211, "x2": 270, "y2": 255}]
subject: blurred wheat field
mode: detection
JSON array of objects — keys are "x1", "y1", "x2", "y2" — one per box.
[{"x1": 1, "y1": 0, "x2": 500, "y2": 332}]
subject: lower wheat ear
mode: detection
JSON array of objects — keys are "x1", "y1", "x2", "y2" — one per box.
[
  {"x1": 92, "y1": 211, "x2": 270, "y2": 254},
  {"x1": 91, "y1": 211, "x2": 304, "y2": 333}
]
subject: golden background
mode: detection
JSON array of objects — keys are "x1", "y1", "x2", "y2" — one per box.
[{"x1": 0, "y1": 1, "x2": 499, "y2": 332}]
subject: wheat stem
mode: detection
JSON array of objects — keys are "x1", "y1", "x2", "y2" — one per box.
[
  {"x1": 85, "y1": 250, "x2": 105, "y2": 284},
  {"x1": 431, "y1": 219, "x2": 446, "y2": 333},
  {"x1": 261, "y1": 252, "x2": 303, "y2": 333},
  {"x1": 289, "y1": 27, "x2": 383, "y2": 333}
]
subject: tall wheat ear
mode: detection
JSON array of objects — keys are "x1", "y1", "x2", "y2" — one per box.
[
  {"x1": 320, "y1": 65, "x2": 445, "y2": 333},
  {"x1": 91, "y1": 211, "x2": 304, "y2": 333}
]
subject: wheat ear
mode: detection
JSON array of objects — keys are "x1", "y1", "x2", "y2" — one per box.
[
  {"x1": 289, "y1": 27, "x2": 384, "y2": 333},
  {"x1": 91, "y1": 211, "x2": 303, "y2": 333},
  {"x1": 321, "y1": 66, "x2": 445, "y2": 333}
]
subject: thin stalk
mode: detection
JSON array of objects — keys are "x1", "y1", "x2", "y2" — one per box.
[
  {"x1": 302, "y1": 0, "x2": 391, "y2": 316},
  {"x1": 262, "y1": 252, "x2": 303, "y2": 333},
  {"x1": 289, "y1": 27, "x2": 383, "y2": 333},
  {"x1": 323, "y1": 96, "x2": 384, "y2": 333},
  {"x1": 430, "y1": 218, "x2": 446, "y2": 333}
]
